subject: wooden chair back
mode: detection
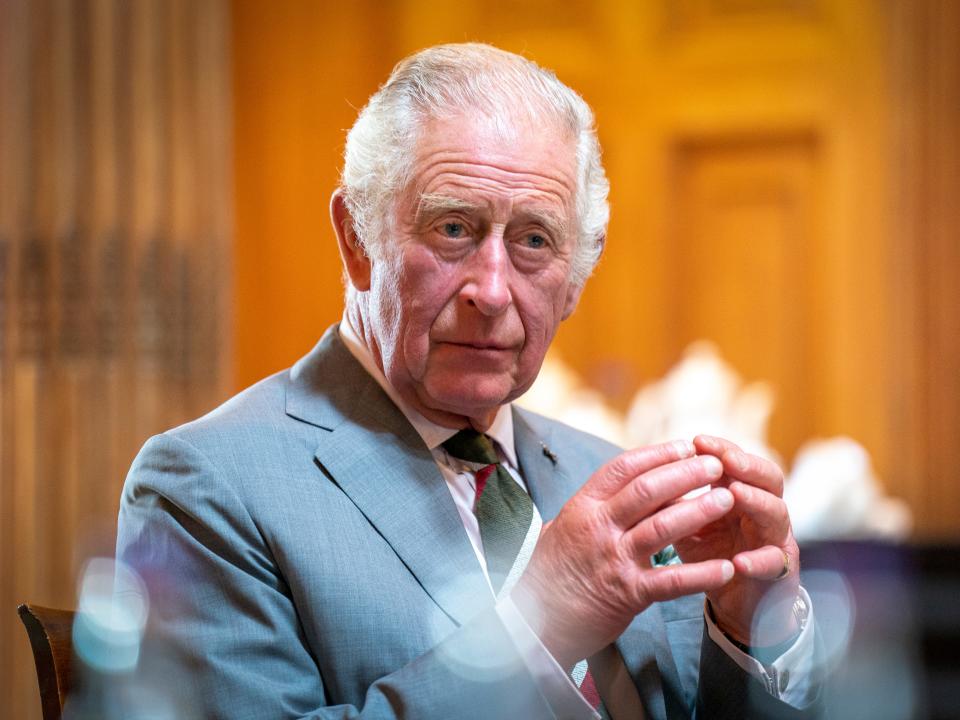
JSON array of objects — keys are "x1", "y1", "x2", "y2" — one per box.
[{"x1": 17, "y1": 603, "x2": 76, "y2": 720}]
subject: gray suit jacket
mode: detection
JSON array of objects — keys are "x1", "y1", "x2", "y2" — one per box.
[{"x1": 117, "y1": 326, "x2": 818, "y2": 719}]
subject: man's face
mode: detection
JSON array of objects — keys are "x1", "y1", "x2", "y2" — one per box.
[{"x1": 361, "y1": 112, "x2": 583, "y2": 429}]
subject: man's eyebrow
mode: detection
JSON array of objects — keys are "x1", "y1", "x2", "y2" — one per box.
[
  {"x1": 512, "y1": 208, "x2": 569, "y2": 239},
  {"x1": 415, "y1": 193, "x2": 482, "y2": 222}
]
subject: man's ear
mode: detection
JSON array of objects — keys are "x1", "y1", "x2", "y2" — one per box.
[
  {"x1": 561, "y1": 235, "x2": 603, "y2": 319},
  {"x1": 561, "y1": 281, "x2": 585, "y2": 320},
  {"x1": 330, "y1": 189, "x2": 371, "y2": 291}
]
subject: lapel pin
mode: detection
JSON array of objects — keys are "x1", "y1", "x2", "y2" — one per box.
[{"x1": 541, "y1": 443, "x2": 558, "y2": 464}]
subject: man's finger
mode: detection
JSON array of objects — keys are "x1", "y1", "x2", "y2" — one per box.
[
  {"x1": 641, "y1": 559, "x2": 735, "y2": 603},
  {"x1": 733, "y1": 545, "x2": 795, "y2": 581},
  {"x1": 606, "y1": 454, "x2": 723, "y2": 528},
  {"x1": 720, "y1": 449, "x2": 784, "y2": 497},
  {"x1": 694, "y1": 435, "x2": 785, "y2": 497},
  {"x1": 622, "y1": 487, "x2": 733, "y2": 557},
  {"x1": 729, "y1": 481, "x2": 790, "y2": 533},
  {"x1": 693, "y1": 434, "x2": 742, "y2": 457},
  {"x1": 587, "y1": 440, "x2": 696, "y2": 499}
]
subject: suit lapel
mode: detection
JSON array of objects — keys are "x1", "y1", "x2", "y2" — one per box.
[
  {"x1": 513, "y1": 409, "x2": 573, "y2": 522},
  {"x1": 287, "y1": 328, "x2": 491, "y2": 627}
]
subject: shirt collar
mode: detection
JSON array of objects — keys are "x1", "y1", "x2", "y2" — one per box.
[{"x1": 338, "y1": 314, "x2": 517, "y2": 467}]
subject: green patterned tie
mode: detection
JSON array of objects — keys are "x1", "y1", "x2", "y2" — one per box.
[
  {"x1": 444, "y1": 430, "x2": 608, "y2": 715},
  {"x1": 442, "y1": 429, "x2": 534, "y2": 594}
]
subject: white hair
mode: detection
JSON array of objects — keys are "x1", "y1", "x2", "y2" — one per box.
[{"x1": 339, "y1": 43, "x2": 609, "y2": 286}]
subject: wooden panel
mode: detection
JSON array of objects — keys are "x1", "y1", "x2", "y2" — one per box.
[
  {"x1": 0, "y1": 2, "x2": 233, "y2": 717},
  {"x1": 0, "y1": 0, "x2": 30, "y2": 710},
  {"x1": 668, "y1": 135, "x2": 821, "y2": 460},
  {"x1": 231, "y1": 0, "x2": 398, "y2": 389},
  {"x1": 667, "y1": 0, "x2": 822, "y2": 32},
  {"x1": 884, "y1": 0, "x2": 960, "y2": 538}
]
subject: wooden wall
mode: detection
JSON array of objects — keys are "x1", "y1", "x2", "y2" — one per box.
[
  {"x1": 884, "y1": 0, "x2": 960, "y2": 538},
  {"x1": 0, "y1": 1, "x2": 232, "y2": 718},
  {"x1": 231, "y1": 0, "x2": 397, "y2": 389},
  {"x1": 232, "y1": 0, "x2": 959, "y2": 539}
]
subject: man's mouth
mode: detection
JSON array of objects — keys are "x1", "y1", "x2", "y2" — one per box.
[{"x1": 437, "y1": 340, "x2": 519, "y2": 353}]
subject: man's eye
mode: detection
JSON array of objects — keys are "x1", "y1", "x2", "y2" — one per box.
[
  {"x1": 525, "y1": 234, "x2": 547, "y2": 249},
  {"x1": 442, "y1": 222, "x2": 465, "y2": 238}
]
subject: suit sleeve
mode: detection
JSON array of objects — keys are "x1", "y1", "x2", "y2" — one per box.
[
  {"x1": 696, "y1": 622, "x2": 827, "y2": 719},
  {"x1": 117, "y1": 433, "x2": 558, "y2": 720}
]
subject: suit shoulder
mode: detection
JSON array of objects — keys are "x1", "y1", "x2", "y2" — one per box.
[
  {"x1": 163, "y1": 368, "x2": 291, "y2": 446},
  {"x1": 121, "y1": 366, "x2": 315, "y2": 515}
]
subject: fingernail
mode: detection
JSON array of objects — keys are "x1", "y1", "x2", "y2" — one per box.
[
  {"x1": 721, "y1": 561, "x2": 735, "y2": 582},
  {"x1": 740, "y1": 556, "x2": 753, "y2": 573},
  {"x1": 673, "y1": 439, "x2": 695, "y2": 457},
  {"x1": 701, "y1": 455, "x2": 723, "y2": 476},
  {"x1": 733, "y1": 451, "x2": 748, "y2": 473},
  {"x1": 712, "y1": 488, "x2": 734, "y2": 510}
]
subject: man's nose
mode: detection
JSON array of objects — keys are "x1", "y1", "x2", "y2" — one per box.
[{"x1": 461, "y1": 232, "x2": 512, "y2": 316}]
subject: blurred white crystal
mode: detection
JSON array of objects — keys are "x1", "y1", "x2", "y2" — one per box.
[
  {"x1": 785, "y1": 437, "x2": 912, "y2": 541},
  {"x1": 624, "y1": 341, "x2": 779, "y2": 464},
  {"x1": 520, "y1": 341, "x2": 912, "y2": 540}
]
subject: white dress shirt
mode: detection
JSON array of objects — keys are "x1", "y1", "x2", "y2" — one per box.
[{"x1": 338, "y1": 316, "x2": 816, "y2": 717}]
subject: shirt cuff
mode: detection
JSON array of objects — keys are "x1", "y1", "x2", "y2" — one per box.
[
  {"x1": 705, "y1": 586, "x2": 817, "y2": 707},
  {"x1": 497, "y1": 595, "x2": 600, "y2": 720}
]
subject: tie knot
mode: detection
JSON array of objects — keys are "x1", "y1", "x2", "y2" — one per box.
[{"x1": 442, "y1": 429, "x2": 499, "y2": 466}]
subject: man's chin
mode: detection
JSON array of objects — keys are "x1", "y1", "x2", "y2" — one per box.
[{"x1": 419, "y1": 374, "x2": 519, "y2": 423}]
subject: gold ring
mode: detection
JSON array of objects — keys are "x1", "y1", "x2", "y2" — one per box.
[{"x1": 774, "y1": 550, "x2": 790, "y2": 580}]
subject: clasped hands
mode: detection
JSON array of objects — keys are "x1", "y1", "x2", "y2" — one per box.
[{"x1": 512, "y1": 435, "x2": 801, "y2": 669}]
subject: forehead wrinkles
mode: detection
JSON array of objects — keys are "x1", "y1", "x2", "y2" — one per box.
[{"x1": 414, "y1": 156, "x2": 575, "y2": 211}]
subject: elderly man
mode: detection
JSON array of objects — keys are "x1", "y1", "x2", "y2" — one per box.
[{"x1": 118, "y1": 44, "x2": 819, "y2": 719}]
